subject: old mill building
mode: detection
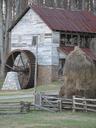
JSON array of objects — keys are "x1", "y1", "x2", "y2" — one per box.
[{"x1": 7, "y1": 4, "x2": 96, "y2": 88}]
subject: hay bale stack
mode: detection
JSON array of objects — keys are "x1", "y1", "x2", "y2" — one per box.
[{"x1": 59, "y1": 46, "x2": 96, "y2": 98}]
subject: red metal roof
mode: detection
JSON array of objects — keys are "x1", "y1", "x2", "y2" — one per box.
[
  {"x1": 8, "y1": 4, "x2": 96, "y2": 33},
  {"x1": 31, "y1": 5, "x2": 96, "y2": 33},
  {"x1": 58, "y1": 46, "x2": 96, "y2": 61}
]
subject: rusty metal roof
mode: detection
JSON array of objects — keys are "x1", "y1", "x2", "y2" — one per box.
[
  {"x1": 58, "y1": 46, "x2": 96, "y2": 61},
  {"x1": 31, "y1": 5, "x2": 96, "y2": 33},
  {"x1": 8, "y1": 4, "x2": 96, "y2": 34}
]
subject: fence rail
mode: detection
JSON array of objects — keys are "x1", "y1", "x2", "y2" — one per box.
[
  {"x1": 35, "y1": 93, "x2": 96, "y2": 112},
  {"x1": 0, "y1": 101, "x2": 31, "y2": 113},
  {"x1": 1, "y1": 93, "x2": 96, "y2": 113},
  {"x1": 73, "y1": 96, "x2": 96, "y2": 112},
  {"x1": 35, "y1": 93, "x2": 72, "y2": 112}
]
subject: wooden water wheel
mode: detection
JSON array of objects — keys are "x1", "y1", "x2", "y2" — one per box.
[{"x1": 5, "y1": 49, "x2": 35, "y2": 89}]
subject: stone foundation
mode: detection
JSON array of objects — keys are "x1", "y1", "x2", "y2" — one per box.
[
  {"x1": 37, "y1": 65, "x2": 52, "y2": 85},
  {"x1": 0, "y1": 64, "x2": 4, "y2": 80},
  {"x1": 2, "y1": 71, "x2": 21, "y2": 90},
  {"x1": 51, "y1": 65, "x2": 58, "y2": 81},
  {"x1": 37, "y1": 65, "x2": 58, "y2": 85}
]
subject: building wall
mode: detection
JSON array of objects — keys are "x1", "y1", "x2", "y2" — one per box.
[
  {"x1": 37, "y1": 65, "x2": 52, "y2": 85},
  {"x1": 52, "y1": 32, "x2": 60, "y2": 80},
  {"x1": 11, "y1": 9, "x2": 53, "y2": 66},
  {"x1": 10, "y1": 9, "x2": 60, "y2": 85}
]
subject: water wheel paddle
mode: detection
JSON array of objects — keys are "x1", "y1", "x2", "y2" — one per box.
[{"x1": 5, "y1": 49, "x2": 35, "y2": 89}]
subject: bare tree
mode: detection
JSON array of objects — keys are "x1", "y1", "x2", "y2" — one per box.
[
  {"x1": 29, "y1": 0, "x2": 95, "y2": 13},
  {"x1": 70, "y1": 0, "x2": 82, "y2": 10},
  {"x1": 4, "y1": 0, "x2": 12, "y2": 58},
  {"x1": 0, "y1": 0, "x2": 28, "y2": 77},
  {"x1": 0, "y1": 0, "x2": 4, "y2": 77},
  {"x1": 15, "y1": 0, "x2": 28, "y2": 17},
  {"x1": 4, "y1": 0, "x2": 28, "y2": 57},
  {"x1": 93, "y1": 0, "x2": 96, "y2": 14}
]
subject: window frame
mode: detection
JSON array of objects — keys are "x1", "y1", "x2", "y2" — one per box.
[{"x1": 32, "y1": 36, "x2": 38, "y2": 46}]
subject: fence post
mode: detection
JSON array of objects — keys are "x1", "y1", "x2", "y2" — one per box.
[
  {"x1": 58, "y1": 99, "x2": 62, "y2": 112},
  {"x1": 72, "y1": 95, "x2": 75, "y2": 112},
  {"x1": 83, "y1": 97, "x2": 87, "y2": 112},
  {"x1": 35, "y1": 92, "x2": 42, "y2": 106},
  {"x1": 20, "y1": 101, "x2": 25, "y2": 112},
  {"x1": 25, "y1": 102, "x2": 31, "y2": 112}
]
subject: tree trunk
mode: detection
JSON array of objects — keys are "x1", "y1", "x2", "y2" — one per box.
[
  {"x1": 15, "y1": 0, "x2": 28, "y2": 17},
  {"x1": 4, "y1": 0, "x2": 12, "y2": 59},
  {"x1": 0, "y1": 0, "x2": 4, "y2": 78}
]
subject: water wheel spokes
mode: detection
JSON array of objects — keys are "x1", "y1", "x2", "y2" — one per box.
[{"x1": 5, "y1": 50, "x2": 35, "y2": 89}]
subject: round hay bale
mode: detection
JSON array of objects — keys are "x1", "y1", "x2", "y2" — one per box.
[{"x1": 59, "y1": 46, "x2": 96, "y2": 98}]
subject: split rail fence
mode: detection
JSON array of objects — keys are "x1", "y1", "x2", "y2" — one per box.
[
  {"x1": 0, "y1": 93, "x2": 96, "y2": 113},
  {"x1": 73, "y1": 96, "x2": 96, "y2": 112},
  {"x1": 0, "y1": 94, "x2": 33, "y2": 113},
  {"x1": 35, "y1": 93, "x2": 96, "y2": 112},
  {"x1": 0, "y1": 101, "x2": 31, "y2": 113}
]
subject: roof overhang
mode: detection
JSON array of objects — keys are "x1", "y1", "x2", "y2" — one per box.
[
  {"x1": 8, "y1": 4, "x2": 96, "y2": 35},
  {"x1": 58, "y1": 46, "x2": 96, "y2": 61}
]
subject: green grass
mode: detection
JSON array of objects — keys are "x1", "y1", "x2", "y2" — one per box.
[
  {"x1": 36, "y1": 81, "x2": 61, "y2": 92},
  {"x1": 0, "y1": 81, "x2": 61, "y2": 103},
  {"x1": 0, "y1": 81, "x2": 96, "y2": 128},
  {"x1": 0, "y1": 111, "x2": 96, "y2": 128},
  {"x1": 0, "y1": 81, "x2": 61, "y2": 95}
]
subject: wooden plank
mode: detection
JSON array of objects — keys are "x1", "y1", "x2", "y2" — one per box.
[
  {"x1": 62, "y1": 98, "x2": 72, "y2": 101},
  {"x1": 74, "y1": 97, "x2": 84, "y2": 101},
  {"x1": 86, "y1": 99, "x2": 96, "y2": 102},
  {"x1": 0, "y1": 101, "x2": 31, "y2": 113},
  {"x1": 42, "y1": 96, "x2": 59, "y2": 100},
  {"x1": 87, "y1": 108, "x2": 96, "y2": 112},
  {"x1": 42, "y1": 104, "x2": 58, "y2": 107},
  {"x1": 62, "y1": 101, "x2": 72, "y2": 104},
  {"x1": 73, "y1": 107, "x2": 84, "y2": 110},
  {"x1": 87, "y1": 104, "x2": 96, "y2": 107},
  {"x1": 32, "y1": 104, "x2": 56, "y2": 112},
  {"x1": 74, "y1": 102, "x2": 84, "y2": 106},
  {"x1": 74, "y1": 97, "x2": 96, "y2": 102},
  {"x1": 72, "y1": 96, "x2": 76, "y2": 112}
]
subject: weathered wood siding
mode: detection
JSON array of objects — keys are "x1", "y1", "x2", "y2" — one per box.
[
  {"x1": 52, "y1": 32, "x2": 60, "y2": 65},
  {"x1": 11, "y1": 9, "x2": 53, "y2": 65}
]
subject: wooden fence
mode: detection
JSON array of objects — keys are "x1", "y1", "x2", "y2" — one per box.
[
  {"x1": 35, "y1": 93, "x2": 72, "y2": 112},
  {"x1": 0, "y1": 101, "x2": 31, "y2": 113},
  {"x1": 73, "y1": 96, "x2": 96, "y2": 112},
  {"x1": 0, "y1": 94, "x2": 33, "y2": 113},
  {"x1": 0, "y1": 93, "x2": 96, "y2": 113},
  {"x1": 35, "y1": 93, "x2": 96, "y2": 112}
]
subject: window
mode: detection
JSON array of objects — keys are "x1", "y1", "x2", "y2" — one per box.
[
  {"x1": 60, "y1": 34, "x2": 75, "y2": 46},
  {"x1": 45, "y1": 33, "x2": 52, "y2": 38},
  {"x1": 60, "y1": 33, "x2": 91, "y2": 48},
  {"x1": 32, "y1": 36, "x2": 38, "y2": 46}
]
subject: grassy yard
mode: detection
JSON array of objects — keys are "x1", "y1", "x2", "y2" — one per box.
[
  {"x1": 0, "y1": 111, "x2": 96, "y2": 128},
  {"x1": 0, "y1": 81, "x2": 96, "y2": 128},
  {"x1": 0, "y1": 81, "x2": 61, "y2": 95},
  {"x1": 0, "y1": 81, "x2": 61, "y2": 102}
]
